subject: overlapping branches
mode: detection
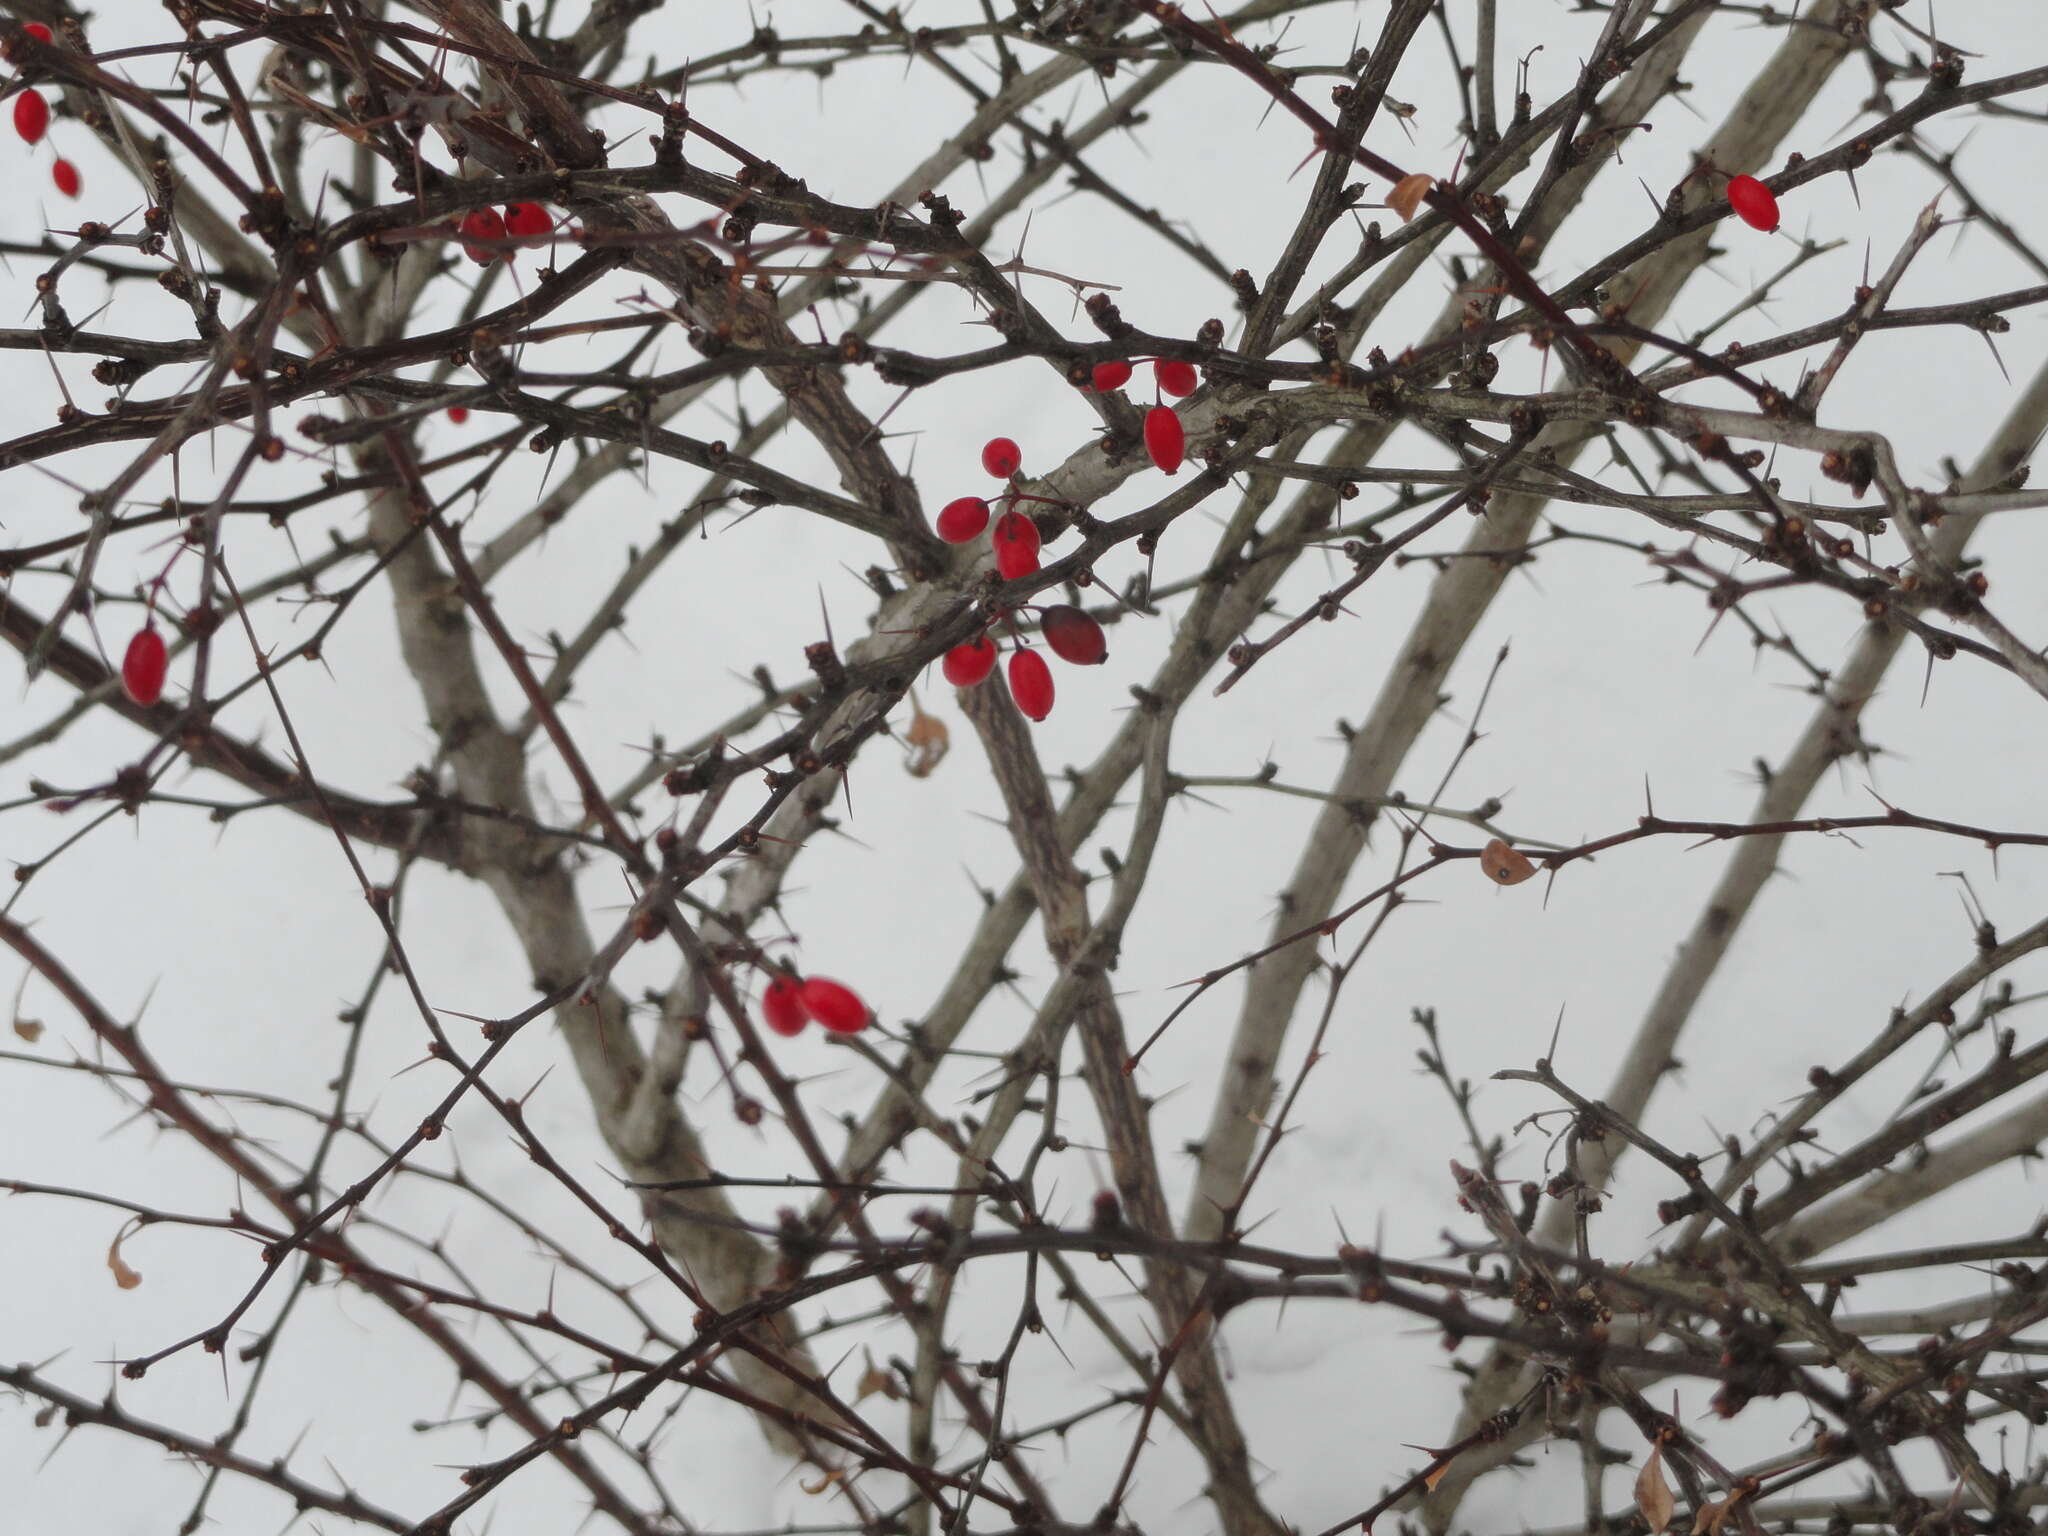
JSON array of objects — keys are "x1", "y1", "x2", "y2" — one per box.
[{"x1": 5, "y1": 3, "x2": 2048, "y2": 1536}]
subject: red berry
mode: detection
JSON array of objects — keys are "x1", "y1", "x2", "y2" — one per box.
[
  {"x1": 1041, "y1": 605, "x2": 1107, "y2": 666},
  {"x1": 1090, "y1": 360, "x2": 1133, "y2": 392},
  {"x1": 502, "y1": 201, "x2": 552, "y2": 238},
  {"x1": 447, "y1": 405, "x2": 469, "y2": 425},
  {"x1": 943, "y1": 635, "x2": 999, "y2": 687},
  {"x1": 800, "y1": 976, "x2": 869, "y2": 1034},
  {"x1": 1007, "y1": 648, "x2": 1054, "y2": 721},
  {"x1": 1154, "y1": 359, "x2": 1199, "y2": 397},
  {"x1": 121, "y1": 627, "x2": 167, "y2": 707},
  {"x1": 1726, "y1": 174, "x2": 1779, "y2": 233},
  {"x1": 936, "y1": 495, "x2": 991, "y2": 543},
  {"x1": 459, "y1": 207, "x2": 506, "y2": 264},
  {"x1": 1144, "y1": 405, "x2": 1184, "y2": 474},
  {"x1": 23, "y1": 23, "x2": 52, "y2": 42},
  {"x1": 981, "y1": 436, "x2": 1022, "y2": 479},
  {"x1": 50, "y1": 157, "x2": 79, "y2": 199},
  {"x1": 761, "y1": 976, "x2": 809, "y2": 1037},
  {"x1": 13, "y1": 89, "x2": 48, "y2": 145},
  {"x1": 992, "y1": 511, "x2": 1040, "y2": 580}
]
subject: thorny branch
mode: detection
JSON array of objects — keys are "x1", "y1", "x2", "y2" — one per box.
[{"x1": 5, "y1": 3, "x2": 2048, "y2": 1536}]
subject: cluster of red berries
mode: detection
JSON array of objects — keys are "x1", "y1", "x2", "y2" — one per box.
[
  {"x1": 929, "y1": 358, "x2": 1195, "y2": 720},
  {"x1": 934, "y1": 436, "x2": 1045, "y2": 571},
  {"x1": 458, "y1": 200, "x2": 553, "y2": 265},
  {"x1": 935, "y1": 433, "x2": 1113, "y2": 721},
  {"x1": 936, "y1": 369, "x2": 1198, "y2": 564},
  {"x1": 11, "y1": 25, "x2": 80, "y2": 200},
  {"x1": 942, "y1": 603, "x2": 1106, "y2": 722},
  {"x1": 759, "y1": 973, "x2": 871, "y2": 1037}
]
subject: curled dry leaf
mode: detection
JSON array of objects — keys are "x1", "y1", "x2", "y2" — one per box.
[
  {"x1": 902, "y1": 690, "x2": 950, "y2": 778},
  {"x1": 1635, "y1": 1445, "x2": 1675, "y2": 1536},
  {"x1": 107, "y1": 1225, "x2": 143, "y2": 1290},
  {"x1": 1387, "y1": 172, "x2": 1434, "y2": 223},
  {"x1": 13, "y1": 1015, "x2": 44, "y2": 1042},
  {"x1": 1480, "y1": 838, "x2": 1536, "y2": 885},
  {"x1": 855, "y1": 1349, "x2": 903, "y2": 1404},
  {"x1": 1691, "y1": 1489, "x2": 1749, "y2": 1535}
]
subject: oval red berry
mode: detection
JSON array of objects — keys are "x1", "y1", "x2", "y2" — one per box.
[
  {"x1": 1144, "y1": 405, "x2": 1184, "y2": 474},
  {"x1": 1041, "y1": 605, "x2": 1107, "y2": 666},
  {"x1": 1090, "y1": 360, "x2": 1133, "y2": 392},
  {"x1": 502, "y1": 201, "x2": 552, "y2": 238},
  {"x1": 13, "y1": 89, "x2": 48, "y2": 145},
  {"x1": 761, "y1": 976, "x2": 809, "y2": 1037},
  {"x1": 992, "y1": 511, "x2": 1040, "y2": 580},
  {"x1": 981, "y1": 437, "x2": 1022, "y2": 479},
  {"x1": 1154, "y1": 359, "x2": 1198, "y2": 397},
  {"x1": 800, "y1": 976, "x2": 869, "y2": 1034},
  {"x1": 1726, "y1": 175, "x2": 1779, "y2": 233},
  {"x1": 460, "y1": 207, "x2": 506, "y2": 264},
  {"x1": 50, "y1": 157, "x2": 79, "y2": 199},
  {"x1": 447, "y1": 405, "x2": 469, "y2": 425},
  {"x1": 1007, "y1": 648, "x2": 1054, "y2": 721},
  {"x1": 121, "y1": 627, "x2": 168, "y2": 706},
  {"x1": 943, "y1": 636, "x2": 999, "y2": 687},
  {"x1": 936, "y1": 495, "x2": 990, "y2": 543}
]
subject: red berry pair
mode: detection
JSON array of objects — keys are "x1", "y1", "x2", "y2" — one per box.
[
  {"x1": 460, "y1": 202, "x2": 552, "y2": 265},
  {"x1": 1083, "y1": 358, "x2": 1197, "y2": 398},
  {"x1": 13, "y1": 89, "x2": 78, "y2": 198},
  {"x1": 760, "y1": 974, "x2": 871, "y2": 1037},
  {"x1": 13, "y1": 28, "x2": 77, "y2": 198}
]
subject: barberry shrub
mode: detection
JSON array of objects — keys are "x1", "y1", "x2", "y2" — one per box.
[{"x1": 4, "y1": 8, "x2": 2048, "y2": 1536}]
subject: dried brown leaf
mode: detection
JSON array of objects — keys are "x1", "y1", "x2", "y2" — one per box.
[
  {"x1": 1635, "y1": 1446, "x2": 1675, "y2": 1536},
  {"x1": 1480, "y1": 838, "x2": 1535, "y2": 885},
  {"x1": 1691, "y1": 1489, "x2": 1748, "y2": 1535},
  {"x1": 1387, "y1": 172, "x2": 1434, "y2": 223},
  {"x1": 107, "y1": 1226, "x2": 142, "y2": 1290},
  {"x1": 13, "y1": 1015, "x2": 43, "y2": 1042},
  {"x1": 903, "y1": 691, "x2": 949, "y2": 778},
  {"x1": 855, "y1": 1349, "x2": 902, "y2": 1404}
]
